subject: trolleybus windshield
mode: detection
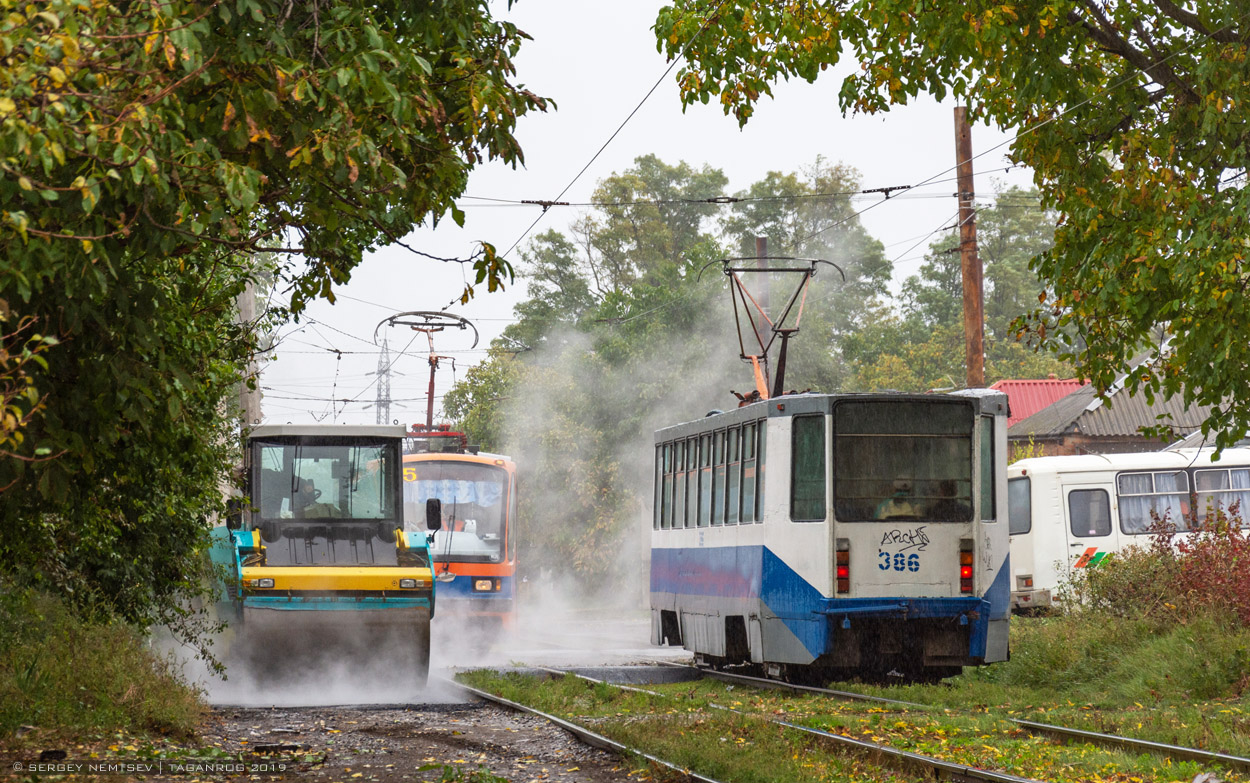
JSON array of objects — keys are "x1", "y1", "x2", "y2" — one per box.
[
  {"x1": 403, "y1": 461, "x2": 507, "y2": 562},
  {"x1": 833, "y1": 401, "x2": 974, "y2": 522},
  {"x1": 253, "y1": 438, "x2": 398, "y2": 521}
]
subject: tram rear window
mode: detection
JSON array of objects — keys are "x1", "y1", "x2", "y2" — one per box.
[{"x1": 833, "y1": 401, "x2": 973, "y2": 523}]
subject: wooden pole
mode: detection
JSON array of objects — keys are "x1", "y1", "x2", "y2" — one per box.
[
  {"x1": 236, "y1": 280, "x2": 262, "y2": 428},
  {"x1": 954, "y1": 106, "x2": 985, "y2": 388}
]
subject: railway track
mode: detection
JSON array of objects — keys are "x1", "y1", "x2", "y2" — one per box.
[
  {"x1": 440, "y1": 676, "x2": 727, "y2": 783},
  {"x1": 466, "y1": 667, "x2": 1049, "y2": 783},
  {"x1": 654, "y1": 661, "x2": 1250, "y2": 775}
]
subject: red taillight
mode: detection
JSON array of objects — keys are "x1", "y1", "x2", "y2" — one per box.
[
  {"x1": 836, "y1": 546, "x2": 849, "y2": 594},
  {"x1": 960, "y1": 565, "x2": 974, "y2": 579},
  {"x1": 836, "y1": 565, "x2": 849, "y2": 579},
  {"x1": 959, "y1": 542, "x2": 974, "y2": 593}
]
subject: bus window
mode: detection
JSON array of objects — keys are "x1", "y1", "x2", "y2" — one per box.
[
  {"x1": 791, "y1": 415, "x2": 826, "y2": 521},
  {"x1": 685, "y1": 437, "x2": 697, "y2": 528},
  {"x1": 656, "y1": 445, "x2": 668, "y2": 530},
  {"x1": 1008, "y1": 477, "x2": 1031, "y2": 535},
  {"x1": 1118, "y1": 470, "x2": 1189, "y2": 534},
  {"x1": 1194, "y1": 468, "x2": 1250, "y2": 527},
  {"x1": 1069, "y1": 488, "x2": 1111, "y2": 538}
]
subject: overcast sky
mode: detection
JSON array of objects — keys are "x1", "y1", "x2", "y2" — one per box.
[{"x1": 258, "y1": 0, "x2": 1035, "y2": 426}]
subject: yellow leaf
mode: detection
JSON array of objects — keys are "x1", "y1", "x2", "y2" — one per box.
[
  {"x1": 0, "y1": 97, "x2": 15, "y2": 115},
  {"x1": 48, "y1": 66, "x2": 67, "y2": 85},
  {"x1": 164, "y1": 36, "x2": 176, "y2": 70},
  {"x1": 18, "y1": 176, "x2": 32, "y2": 191},
  {"x1": 144, "y1": 33, "x2": 160, "y2": 55},
  {"x1": 222, "y1": 100, "x2": 235, "y2": 131}
]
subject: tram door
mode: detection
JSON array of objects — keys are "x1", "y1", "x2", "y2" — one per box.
[{"x1": 1061, "y1": 484, "x2": 1119, "y2": 576}]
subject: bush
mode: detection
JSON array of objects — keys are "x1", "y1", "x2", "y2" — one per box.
[
  {"x1": 1063, "y1": 505, "x2": 1250, "y2": 627},
  {"x1": 0, "y1": 583, "x2": 203, "y2": 740}
]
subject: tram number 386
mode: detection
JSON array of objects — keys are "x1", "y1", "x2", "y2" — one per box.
[{"x1": 878, "y1": 551, "x2": 921, "y2": 572}]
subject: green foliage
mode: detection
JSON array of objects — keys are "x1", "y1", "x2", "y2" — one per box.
[
  {"x1": 0, "y1": 583, "x2": 203, "y2": 738},
  {"x1": 657, "y1": 0, "x2": 1250, "y2": 446},
  {"x1": 0, "y1": 0, "x2": 546, "y2": 648},
  {"x1": 843, "y1": 188, "x2": 1070, "y2": 391}
]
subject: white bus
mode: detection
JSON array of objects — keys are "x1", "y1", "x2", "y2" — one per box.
[{"x1": 1007, "y1": 447, "x2": 1250, "y2": 610}]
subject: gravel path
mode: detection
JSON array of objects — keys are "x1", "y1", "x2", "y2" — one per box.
[{"x1": 202, "y1": 702, "x2": 641, "y2": 782}]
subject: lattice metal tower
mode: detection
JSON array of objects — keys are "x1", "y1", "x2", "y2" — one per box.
[{"x1": 374, "y1": 336, "x2": 392, "y2": 424}]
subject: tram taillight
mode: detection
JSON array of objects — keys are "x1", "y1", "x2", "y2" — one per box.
[
  {"x1": 959, "y1": 542, "x2": 974, "y2": 593},
  {"x1": 835, "y1": 539, "x2": 850, "y2": 594}
]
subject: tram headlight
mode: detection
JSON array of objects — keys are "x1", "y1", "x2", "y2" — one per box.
[
  {"x1": 252, "y1": 578, "x2": 274, "y2": 589},
  {"x1": 473, "y1": 578, "x2": 495, "y2": 592},
  {"x1": 399, "y1": 578, "x2": 417, "y2": 589}
]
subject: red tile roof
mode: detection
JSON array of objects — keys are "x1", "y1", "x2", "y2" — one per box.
[{"x1": 989, "y1": 378, "x2": 1089, "y2": 426}]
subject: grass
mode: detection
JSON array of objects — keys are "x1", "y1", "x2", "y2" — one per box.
[
  {"x1": 0, "y1": 583, "x2": 204, "y2": 743},
  {"x1": 458, "y1": 611, "x2": 1250, "y2": 783}
]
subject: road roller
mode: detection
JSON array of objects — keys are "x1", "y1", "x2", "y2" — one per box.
[{"x1": 211, "y1": 424, "x2": 438, "y2": 685}]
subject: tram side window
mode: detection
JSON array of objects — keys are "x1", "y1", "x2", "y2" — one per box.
[
  {"x1": 656, "y1": 445, "x2": 669, "y2": 530},
  {"x1": 1194, "y1": 468, "x2": 1250, "y2": 527},
  {"x1": 1118, "y1": 470, "x2": 1190, "y2": 534},
  {"x1": 690, "y1": 435, "x2": 700, "y2": 527},
  {"x1": 791, "y1": 415, "x2": 826, "y2": 521},
  {"x1": 698, "y1": 434, "x2": 713, "y2": 527},
  {"x1": 726, "y1": 428, "x2": 741, "y2": 525},
  {"x1": 980, "y1": 416, "x2": 996, "y2": 521},
  {"x1": 742, "y1": 422, "x2": 758, "y2": 523},
  {"x1": 1007, "y1": 477, "x2": 1031, "y2": 535},
  {"x1": 712, "y1": 431, "x2": 726, "y2": 525},
  {"x1": 674, "y1": 441, "x2": 687, "y2": 530},
  {"x1": 1069, "y1": 488, "x2": 1111, "y2": 537}
]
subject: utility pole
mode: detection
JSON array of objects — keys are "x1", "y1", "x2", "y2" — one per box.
[
  {"x1": 954, "y1": 106, "x2": 985, "y2": 388},
  {"x1": 236, "y1": 280, "x2": 262, "y2": 428}
]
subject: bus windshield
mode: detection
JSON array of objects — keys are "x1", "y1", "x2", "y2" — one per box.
[
  {"x1": 833, "y1": 401, "x2": 974, "y2": 522},
  {"x1": 253, "y1": 439, "x2": 397, "y2": 522},
  {"x1": 404, "y1": 461, "x2": 508, "y2": 562}
]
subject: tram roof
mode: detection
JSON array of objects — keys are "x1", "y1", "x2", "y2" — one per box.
[{"x1": 654, "y1": 390, "x2": 1008, "y2": 442}]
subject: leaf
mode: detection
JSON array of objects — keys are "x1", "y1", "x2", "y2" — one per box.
[{"x1": 221, "y1": 100, "x2": 236, "y2": 131}]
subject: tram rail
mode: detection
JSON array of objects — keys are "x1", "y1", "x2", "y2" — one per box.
[
  {"x1": 441, "y1": 677, "x2": 727, "y2": 783},
  {"x1": 508, "y1": 667, "x2": 1050, "y2": 783}
]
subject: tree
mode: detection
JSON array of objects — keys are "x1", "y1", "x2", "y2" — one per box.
[
  {"x1": 656, "y1": 0, "x2": 1250, "y2": 446},
  {"x1": 0, "y1": 0, "x2": 546, "y2": 639},
  {"x1": 847, "y1": 187, "x2": 1070, "y2": 390}
]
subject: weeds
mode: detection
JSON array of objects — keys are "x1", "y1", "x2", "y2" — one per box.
[{"x1": 0, "y1": 582, "x2": 203, "y2": 740}]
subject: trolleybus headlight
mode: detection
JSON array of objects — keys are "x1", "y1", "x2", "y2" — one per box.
[
  {"x1": 253, "y1": 578, "x2": 275, "y2": 589},
  {"x1": 473, "y1": 578, "x2": 494, "y2": 592},
  {"x1": 399, "y1": 578, "x2": 418, "y2": 589}
]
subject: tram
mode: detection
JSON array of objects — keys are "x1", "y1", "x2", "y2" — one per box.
[
  {"x1": 402, "y1": 425, "x2": 518, "y2": 637},
  {"x1": 649, "y1": 391, "x2": 1011, "y2": 682}
]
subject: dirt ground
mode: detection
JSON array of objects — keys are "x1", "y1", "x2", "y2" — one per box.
[{"x1": 198, "y1": 702, "x2": 645, "y2": 783}]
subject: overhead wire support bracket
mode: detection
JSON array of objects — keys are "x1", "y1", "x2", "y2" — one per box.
[{"x1": 521, "y1": 199, "x2": 570, "y2": 212}]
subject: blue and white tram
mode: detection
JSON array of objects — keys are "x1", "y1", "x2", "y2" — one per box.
[{"x1": 649, "y1": 391, "x2": 1011, "y2": 681}]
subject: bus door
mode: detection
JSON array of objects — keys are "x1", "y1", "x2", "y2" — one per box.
[{"x1": 1061, "y1": 484, "x2": 1119, "y2": 576}]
